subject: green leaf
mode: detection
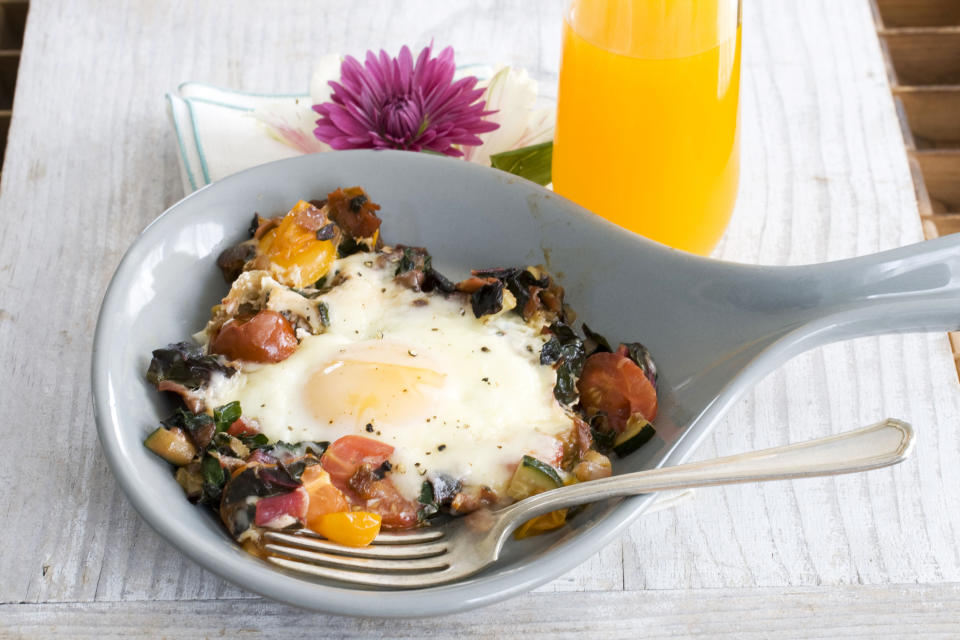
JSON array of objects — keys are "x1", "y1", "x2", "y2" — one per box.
[
  {"x1": 163, "y1": 408, "x2": 214, "y2": 435},
  {"x1": 419, "y1": 480, "x2": 435, "y2": 505},
  {"x1": 200, "y1": 453, "x2": 226, "y2": 503},
  {"x1": 489, "y1": 141, "x2": 553, "y2": 186},
  {"x1": 146, "y1": 341, "x2": 235, "y2": 390},
  {"x1": 553, "y1": 360, "x2": 579, "y2": 405},
  {"x1": 240, "y1": 433, "x2": 269, "y2": 450},
  {"x1": 589, "y1": 414, "x2": 616, "y2": 452},
  {"x1": 213, "y1": 401, "x2": 242, "y2": 433},
  {"x1": 418, "y1": 480, "x2": 439, "y2": 521},
  {"x1": 395, "y1": 247, "x2": 417, "y2": 275}
]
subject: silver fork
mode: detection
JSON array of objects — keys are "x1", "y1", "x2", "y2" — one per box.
[{"x1": 264, "y1": 418, "x2": 914, "y2": 589}]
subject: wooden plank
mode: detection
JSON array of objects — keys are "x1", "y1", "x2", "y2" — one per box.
[{"x1": 4, "y1": 584, "x2": 960, "y2": 638}]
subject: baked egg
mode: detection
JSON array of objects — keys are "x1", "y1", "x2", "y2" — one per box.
[{"x1": 204, "y1": 252, "x2": 574, "y2": 501}]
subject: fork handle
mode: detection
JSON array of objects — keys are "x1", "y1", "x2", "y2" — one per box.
[{"x1": 498, "y1": 419, "x2": 914, "y2": 529}]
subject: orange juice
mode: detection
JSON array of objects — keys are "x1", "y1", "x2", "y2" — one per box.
[{"x1": 552, "y1": 0, "x2": 742, "y2": 255}]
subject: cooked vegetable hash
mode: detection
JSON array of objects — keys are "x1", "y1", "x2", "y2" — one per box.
[{"x1": 144, "y1": 186, "x2": 658, "y2": 552}]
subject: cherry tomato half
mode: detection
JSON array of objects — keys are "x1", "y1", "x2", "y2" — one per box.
[
  {"x1": 321, "y1": 435, "x2": 395, "y2": 486},
  {"x1": 577, "y1": 347, "x2": 658, "y2": 432},
  {"x1": 210, "y1": 310, "x2": 298, "y2": 363}
]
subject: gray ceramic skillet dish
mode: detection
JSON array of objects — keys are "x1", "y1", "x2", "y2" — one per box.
[{"x1": 92, "y1": 150, "x2": 960, "y2": 617}]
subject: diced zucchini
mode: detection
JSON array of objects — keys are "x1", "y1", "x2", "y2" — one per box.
[
  {"x1": 175, "y1": 464, "x2": 204, "y2": 499},
  {"x1": 507, "y1": 455, "x2": 563, "y2": 501},
  {"x1": 144, "y1": 426, "x2": 197, "y2": 466},
  {"x1": 612, "y1": 415, "x2": 656, "y2": 458}
]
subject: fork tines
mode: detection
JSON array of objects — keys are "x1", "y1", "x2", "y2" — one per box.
[{"x1": 263, "y1": 528, "x2": 456, "y2": 588}]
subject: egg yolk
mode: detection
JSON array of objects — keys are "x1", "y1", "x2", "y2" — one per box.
[
  {"x1": 306, "y1": 357, "x2": 447, "y2": 429},
  {"x1": 258, "y1": 200, "x2": 336, "y2": 288}
]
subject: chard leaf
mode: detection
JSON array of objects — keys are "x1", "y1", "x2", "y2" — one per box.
[
  {"x1": 280, "y1": 459, "x2": 316, "y2": 482},
  {"x1": 490, "y1": 142, "x2": 553, "y2": 186},
  {"x1": 553, "y1": 360, "x2": 579, "y2": 405},
  {"x1": 418, "y1": 481, "x2": 439, "y2": 521},
  {"x1": 396, "y1": 247, "x2": 417, "y2": 275},
  {"x1": 470, "y1": 280, "x2": 504, "y2": 318},
  {"x1": 240, "y1": 433, "x2": 269, "y2": 449},
  {"x1": 542, "y1": 321, "x2": 585, "y2": 371},
  {"x1": 260, "y1": 440, "x2": 328, "y2": 464},
  {"x1": 200, "y1": 454, "x2": 226, "y2": 503},
  {"x1": 582, "y1": 323, "x2": 612, "y2": 355},
  {"x1": 163, "y1": 408, "x2": 214, "y2": 434},
  {"x1": 419, "y1": 480, "x2": 435, "y2": 505},
  {"x1": 540, "y1": 337, "x2": 563, "y2": 365},
  {"x1": 542, "y1": 321, "x2": 587, "y2": 405},
  {"x1": 429, "y1": 473, "x2": 461, "y2": 506},
  {"x1": 422, "y1": 268, "x2": 455, "y2": 294},
  {"x1": 213, "y1": 401, "x2": 242, "y2": 433},
  {"x1": 623, "y1": 342, "x2": 658, "y2": 388},
  {"x1": 337, "y1": 236, "x2": 372, "y2": 258},
  {"x1": 146, "y1": 341, "x2": 235, "y2": 390},
  {"x1": 589, "y1": 414, "x2": 616, "y2": 452}
]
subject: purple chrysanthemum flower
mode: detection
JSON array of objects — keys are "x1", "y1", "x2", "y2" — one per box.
[{"x1": 313, "y1": 44, "x2": 499, "y2": 157}]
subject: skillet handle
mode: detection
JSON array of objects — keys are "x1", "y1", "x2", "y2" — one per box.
[{"x1": 794, "y1": 233, "x2": 960, "y2": 339}]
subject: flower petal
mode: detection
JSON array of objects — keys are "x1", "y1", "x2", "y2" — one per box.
[
  {"x1": 459, "y1": 64, "x2": 553, "y2": 164},
  {"x1": 254, "y1": 101, "x2": 332, "y2": 154},
  {"x1": 309, "y1": 54, "x2": 343, "y2": 105}
]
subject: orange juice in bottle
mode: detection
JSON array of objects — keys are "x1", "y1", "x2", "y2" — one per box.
[{"x1": 552, "y1": 0, "x2": 742, "y2": 255}]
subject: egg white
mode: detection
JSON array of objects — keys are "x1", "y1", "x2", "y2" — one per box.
[{"x1": 205, "y1": 253, "x2": 575, "y2": 500}]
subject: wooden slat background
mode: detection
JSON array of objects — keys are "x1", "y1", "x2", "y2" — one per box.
[
  {"x1": 0, "y1": 1, "x2": 28, "y2": 171},
  {"x1": 871, "y1": 0, "x2": 960, "y2": 378},
  {"x1": 1, "y1": 0, "x2": 959, "y2": 636}
]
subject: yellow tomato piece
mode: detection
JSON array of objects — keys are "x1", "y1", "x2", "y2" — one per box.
[
  {"x1": 301, "y1": 466, "x2": 351, "y2": 531},
  {"x1": 310, "y1": 511, "x2": 382, "y2": 547},
  {"x1": 513, "y1": 509, "x2": 568, "y2": 539},
  {"x1": 258, "y1": 200, "x2": 336, "y2": 288}
]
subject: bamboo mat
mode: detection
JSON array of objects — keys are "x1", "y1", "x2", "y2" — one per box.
[
  {"x1": 871, "y1": 0, "x2": 960, "y2": 380},
  {"x1": 0, "y1": 1, "x2": 26, "y2": 176}
]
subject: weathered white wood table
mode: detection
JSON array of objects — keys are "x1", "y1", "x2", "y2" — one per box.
[{"x1": 2, "y1": 0, "x2": 959, "y2": 636}]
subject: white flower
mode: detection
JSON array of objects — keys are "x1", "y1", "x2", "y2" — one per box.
[
  {"x1": 251, "y1": 54, "x2": 340, "y2": 154},
  {"x1": 460, "y1": 65, "x2": 555, "y2": 165}
]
